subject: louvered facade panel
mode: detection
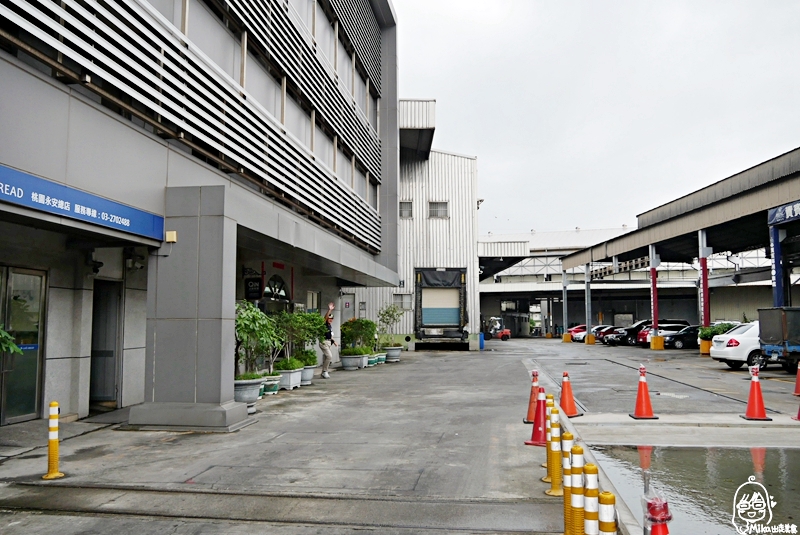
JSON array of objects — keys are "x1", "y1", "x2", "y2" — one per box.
[
  {"x1": 0, "y1": 0, "x2": 383, "y2": 251},
  {"x1": 329, "y1": 0, "x2": 381, "y2": 94}
]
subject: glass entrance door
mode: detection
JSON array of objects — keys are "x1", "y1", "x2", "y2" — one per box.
[{"x1": 1, "y1": 269, "x2": 45, "y2": 425}]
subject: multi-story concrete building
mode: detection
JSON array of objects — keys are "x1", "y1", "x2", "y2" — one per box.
[
  {"x1": 344, "y1": 99, "x2": 481, "y2": 350},
  {"x1": 0, "y1": 0, "x2": 399, "y2": 429}
]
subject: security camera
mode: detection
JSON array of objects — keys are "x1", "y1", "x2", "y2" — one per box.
[{"x1": 126, "y1": 258, "x2": 145, "y2": 270}]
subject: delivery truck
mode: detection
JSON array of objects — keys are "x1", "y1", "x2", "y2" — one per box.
[
  {"x1": 757, "y1": 307, "x2": 800, "y2": 374},
  {"x1": 414, "y1": 268, "x2": 469, "y2": 344}
]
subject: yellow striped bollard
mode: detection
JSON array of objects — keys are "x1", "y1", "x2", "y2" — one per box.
[
  {"x1": 562, "y1": 431, "x2": 574, "y2": 535},
  {"x1": 42, "y1": 401, "x2": 64, "y2": 480},
  {"x1": 545, "y1": 407, "x2": 563, "y2": 496},
  {"x1": 571, "y1": 445, "x2": 585, "y2": 535},
  {"x1": 599, "y1": 491, "x2": 617, "y2": 535},
  {"x1": 542, "y1": 397, "x2": 555, "y2": 480},
  {"x1": 584, "y1": 464, "x2": 599, "y2": 535}
]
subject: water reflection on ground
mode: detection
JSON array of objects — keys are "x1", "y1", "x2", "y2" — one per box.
[{"x1": 592, "y1": 446, "x2": 800, "y2": 534}]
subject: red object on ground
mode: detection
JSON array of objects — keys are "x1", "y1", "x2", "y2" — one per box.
[
  {"x1": 793, "y1": 371, "x2": 800, "y2": 397},
  {"x1": 793, "y1": 402, "x2": 800, "y2": 422},
  {"x1": 750, "y1": 447, "x2": 766, "y2": 480},
  {"x1": 742, "y1": 367, "x2": 772, "y2": 421},
  {"x1": 559, "y1": 372, "x2": 583, "y2": 418},
  {"x1": 567, "y1": 325, "x2": 586, "y2": 336},
  {"x1": 630, "y1": 365, "x2": 658, "y2": 419},
  {"x1": 638, "y1": 445, "x2": 653, "y2": 470},
  {"x1": 524, "y1": 371, "x2": 539, "y2": 424},
  {"x1": 646, "y1": 497, "x2": 672, "y2": 535},
  {"x1": 525, "y1": 388, "x2": 547, "y2": 446}
]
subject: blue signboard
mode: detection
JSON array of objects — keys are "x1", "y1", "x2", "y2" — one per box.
[
  {"x1": 0, "y1": 164, "x2": 164, "y2": 241},
  {"x1": 768, "y1": 200, "x2": 800, "y2": 227}
]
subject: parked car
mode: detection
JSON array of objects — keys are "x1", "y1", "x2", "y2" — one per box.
[
  {"x1": 573, "y1": 325, "x2": 612, "y2": 343},
  {"x1": 568, "y1": 325, "x2": 587, "y2": 337},
  {"x1": 664, "y1": 325, "x2": 700, "y2": 349},
  {"x1": 597, "y1": 326, "x2": 620, "y2": 344},
  {"x1": 619, "y1": 319, "x2": 690, "y2": 346},
  {"x1": 638, "y1": 324, "x2": 688, "y2": 347},
  {"x1": 710, "y1": 321, "x2": 762, "y2": 370},
  {"x1": 605, "y1": 328, "x2": 628, "y2": 346}
]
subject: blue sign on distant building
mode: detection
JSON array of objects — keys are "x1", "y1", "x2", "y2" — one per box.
[
  {"x1": 0, "y1": 164, "x2": 164, "y2": 241},
  {"x1": 768, "y1": 200, "x2": 800, "y2": 227}
]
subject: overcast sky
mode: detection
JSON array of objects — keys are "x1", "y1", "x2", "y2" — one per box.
[{"x1": 394, "y1": 0, "x2": 800, "y2": 235}]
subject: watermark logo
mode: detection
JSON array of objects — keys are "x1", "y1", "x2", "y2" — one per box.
[{"x1": 732, "y1": 476, "x2": 797, "y2": 534}]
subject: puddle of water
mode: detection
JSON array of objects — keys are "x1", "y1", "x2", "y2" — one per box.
[{"x1": 593, "y1": 446, "x2": 800, "y2": 534}]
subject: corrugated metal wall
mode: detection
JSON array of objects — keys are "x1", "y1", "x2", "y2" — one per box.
[
  {"x1": 345, "y1": 150, "x2": 480, "y2": 343},
  {"x1": 398, "y1": 100, "x2": 436, "y2": 129}
]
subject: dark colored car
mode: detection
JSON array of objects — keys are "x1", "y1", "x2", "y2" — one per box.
[
  {"x1": 605, "y1": 328, "x2": 628, "y2": 346},
  {"x1": 619, "y1": 318, "x2": 691, "y2": 346},
  {"x1": 597, "y1": 326, "x2": 620, "y2": 345},
  {"x1": 664, "y1": 325, "x2": 700, "y2": 349}
]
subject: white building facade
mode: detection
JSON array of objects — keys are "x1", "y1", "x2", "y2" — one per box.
[{"x1": 344, "y1": 100, "x2": 481, "y2": 349}]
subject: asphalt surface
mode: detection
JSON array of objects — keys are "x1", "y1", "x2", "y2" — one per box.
[{"x1": 1, "y1": 337, "x2": 799, "y2": 534}]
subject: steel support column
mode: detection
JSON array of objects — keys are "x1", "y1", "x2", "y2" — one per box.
[
  {"x1": 585, "y1": 263, "x2": 594, "y2": 344},
  {"x1": 649, "y1": 245, "x2": 663, "y2": 350},
  {"x1": 562, "y1": 270, "x2": 570, "y2": 342},
  {"x1": 698, "y1": 230, "x2": 712, "y2": 327},
  {"x1": 770, "y1": 226, "x2": 785, "y2": 307}
]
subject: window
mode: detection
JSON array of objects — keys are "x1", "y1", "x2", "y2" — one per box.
[
  {"x1": 306, "y1": 290, "x2": 321, "y2": 313},
  {"x1": 285, "y1": 95, "x2": 311, "y2": 147},
  {"x1": 355, "y1": 73, "x2": 367, "y2": 114},
  {"x1": 354, "y1": 167, "x2": 367, "y2": 199},
  {"x1": 428, "y1": 202, "x2": 448, "y2": 219},
  {"x1": 337, "y1": 41, "x2": 352, "y2": 95},
  {"x1": 315, "y1": 3, "x2": 335, "y2": 72},
  {"x1": 369, "y1": 181, "x2": 378, "y2": 210},
  {"x1": 245, "y1": 54, "x2": 281, "y2": 119},
  {"x1": 336, "y1": 146, "x2": 352, "y2": 185},
  {"x1": 399, "y1": 201, "x2": 412, "y2": 218},
  {"x1": 370, "y1": 95, "x2": 378, "y2": 131},
  {"x1": 315, "y1": 125, "x2": 334, "y2": 170},
  {"x1": 393, "y1": 294, "x2": 412, "y2": 310}
]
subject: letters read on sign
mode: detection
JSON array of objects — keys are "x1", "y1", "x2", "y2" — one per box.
[{"x1": 244, "y1": 278, "x2": 262, "y2": 300}]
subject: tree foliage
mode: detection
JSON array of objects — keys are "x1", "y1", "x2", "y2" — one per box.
[
  {"x1": 377, "y1": 303, "x2": 403, "y2": 347},
  {"x1": 698, "y1": 323, "x2": 737, "y2": 341},
  {"x1": 341, "y1": 318, "x2": 377, "y2": 348},
  {"x1": 0, "y1": 325, "x2": 22, "y2": 356},
  {"x1": 234, "y1": 302, "x2": 284, "y2": 375}
]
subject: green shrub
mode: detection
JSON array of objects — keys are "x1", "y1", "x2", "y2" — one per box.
[
  {"x1": 698, "y1": 323, "x2": 737, "y2": 340},
  {"x1": 340, "y1": 345, "x2": 372, "y2": 356},
  {"x1": 341, "y1": 318, "x2": 377, "y2": 347},
  {"x1": 274, "y1": 357, "x2": 304, "y2": 371},
  {"x1": 294, "y1": 349, "x2": 318, "y2": 367},
  {"x1": 235, "y1": 372, "x2": 262, "y2": 380},
  {"x1": 261, "y1": 371, "x2": 281, "y2": 377}
]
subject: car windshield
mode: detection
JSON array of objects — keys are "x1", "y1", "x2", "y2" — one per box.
[
  {"x1": 726, "y1": 323, "x2": 753, "y2": 335},
  {"x1": 677, "y1": 326, "x2": 697, "y2": 334}
]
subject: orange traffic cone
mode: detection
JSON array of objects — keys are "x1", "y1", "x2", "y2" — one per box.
[
  {"x1": 750, "y1": 447, "x2": 766, "y2": 482},
  {"x1": 525, "y1": 388, "x2": 548, "y2": 446},
  {"x1": 560, "y1": 371, "x2": 583, "y2": 418},
  {"x1": 793, "y1": 402, "x2": 800, "y2": 422},
  {"x1": 630, "y1": 364, "x2": 658, "y2": 420},
  {"x1": 741, "y1": 366, "x2": 772, "y2": 421},
  {"x1": 793, "y1": 370, "x2": 800, "y2": 397},
  {"x1": 638, "y1": 445, "x2": 653, "y2": 471},
  {"x1": 524, "y1": 370, "x2": 540, "y2": 424}
]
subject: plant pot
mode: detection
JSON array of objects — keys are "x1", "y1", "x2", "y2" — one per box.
[
  {"x1": 367, "y1": 355, "x2": 378, "y2": 366},
  {"x1": 376, "y1": 353, "x2": 386, "y2": 364},
  {"x1": 359, "y1": 355, "x2": 368, "y2": 369},
  {"x1": 340, "y1": 355, "x2": 361, "y2": 370},
  {"x1": 278, "y1": 368, "x2": 302, "y2": 390},
  {"x1": 234, "y1": 377, "x2": 264, "y2": 414},
  {"x1": 700, "y1": 339, "x2": 712, "y2": 355},
  {"x1": 301, "y1": 365, "x2": 317, "y2": 386},
  {"x1": 262, "y1": 376, "x2": 280, "y2": 395},
  {"x1": 383, "y1": 346, "x2": 402, "y2": 362}
]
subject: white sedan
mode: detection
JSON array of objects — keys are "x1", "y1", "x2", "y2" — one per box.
[{"x1": 710, "y1": 321, "x2": 762, "y2": 370}]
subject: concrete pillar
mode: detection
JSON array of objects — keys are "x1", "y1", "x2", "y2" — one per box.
[
  {"x1": 129, "y1": 186, "x2": 249, "y2": 431},
  {"x1": 584, "y1": 263, "x2": 594, "y2": 344},
  {"x1": 698, "y1": 230, "x2": 712, "y2": 327}
]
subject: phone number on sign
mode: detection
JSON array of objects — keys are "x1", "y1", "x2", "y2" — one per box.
[{"x1": 100, "y1": 212, "x2": 131, "y2": 227}]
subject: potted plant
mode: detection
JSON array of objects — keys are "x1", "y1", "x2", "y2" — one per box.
[
  {"x1": 234, "y1": 302, "x2": 275, "y2": 413},
  {"x1": 296, "y1": 348, "x2": 319, "y2": 386},
  {"x1": 378, "y1": 303, "x2": 404, "y2": 362},
  {"x1": 339, "y1": 345, "x2": 370, "y2": 370},
  {"x1": 275, "y1": 356, "x2": 304, "y2": 390},
  {"x1": 341, "y1": 318, "x2": 377, "y2": 369},
  {"x1": 698, "y1": 323, "x2": 736, "y2": 356},
  {"x1": 261, "y1": 370, "x2": 281, "y2": 396}
]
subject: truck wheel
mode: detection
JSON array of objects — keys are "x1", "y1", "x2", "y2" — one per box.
[
  {"x1": 782, "y1": 360, "x2": 799, "y2": 375},
  {"x1": 725, "y1": 361, "x2": 745, "y2": 370},
  {"x1": 501, "y1": 334, "x2": 509, "y2": 341},
  {"x1": 746, "y1": 351, "x2": 767, "y2": 370}
]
